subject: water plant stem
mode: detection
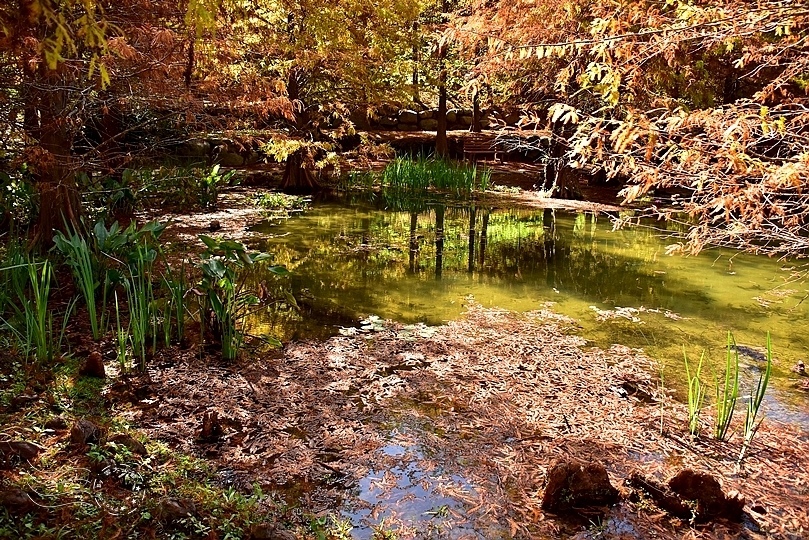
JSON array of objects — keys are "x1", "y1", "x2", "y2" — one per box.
[
  {"x1": 738, "y1": 332, "x2": 773, "y2": 464},
  {"x1": 714, "y1": 332, "x2": 739, "y2": 441},
  {"x1": 683, "y1": 347, "x2": 706, "y2": 436}
]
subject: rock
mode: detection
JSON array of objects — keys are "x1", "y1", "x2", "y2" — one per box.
[
  {"x1": 418, "y1": 109, "x2": 436, "y2": 120},
  {"x1": 446, "y1": 109, "x2": 459, "y2": 123},
  {"x1": 249, "y1": 523, "x2": 296, "y2": 540},
  {"x1": 217, "y1": 151, "x2": 244, "y2": 167},
  {"x1": 79, "y1": 350, "x2": 106, "y2": 378},
  {"x1": 504, "y1": 110, "x2": 523, "y2": 126},
  {"x1": 398, "y1": 124, "x2": 419, "y2": 131},
  {"x1": 378, "y1": 117, "x2": 398, "y2": 128},
  {"x1": 398, "y1": 109, "x2": 418, "y2": 124},
  {"x1": 181, "y1": 139, "x2": 211, "y2": 159},
  {"x1": 419, "y1": 118, "x2": 439, "y2": 131},
  {"x1": 70, "y1": 419, "x2": 101, "y2": 446},
  {"x1": 157, "y1": 497, "x2": 195, "y2": 522},
  {"x1": 0, "y1": 441, "x2": 46, "y2": 466},
  {"x1": 208, "y1": 220, "x2": 221, "y2": 232},
  {"x1": 109, "y1": 434, "x2": 148, "y2": 456},
  {"x1": 541, "y1": 459, "x2": 619, "y2": 512},
  {"x1": 349, "y1": 109, "x2": 371, "y2": 130},
  {"x1": 459, "y1": 115, "x2": 474, "y2": 127},
  {"x1": 44, "y1": 416, "x2": 68, "y2": 431},
  {"x1": 668, "y1": 469, "x2": 745, "y2": 522},
  {"x1": 8, "y1": 394, "x2": 38, "y2": 411},
  {"x1": 0, "y1": 487, "x2": 35, "y2": 510},
  {"x1": 626, "y1": 473, "x2": 692, "y2": 520},
  {"x1": 378, "y1": 103, "x2": 398, "y2": 117}
]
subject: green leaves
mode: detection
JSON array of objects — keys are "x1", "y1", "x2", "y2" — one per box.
[
  {"x1": 714, "y1": 332, "x2": 739, "y2": 441},
  {"x1": 683, "y1": 347, "x2": 706, "y2": 436},
  {"x1": 196, "y1": 235, "x2": 285, "y2": 360}
]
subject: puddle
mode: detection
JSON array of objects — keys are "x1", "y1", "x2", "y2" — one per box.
[{"x1": 341, "y1": 437, "x2": 493, "y2": 540}]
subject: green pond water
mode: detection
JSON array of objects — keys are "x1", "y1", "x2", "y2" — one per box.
[{"x1": 248, "y1": 195, "x2": 809, "y2": 427}]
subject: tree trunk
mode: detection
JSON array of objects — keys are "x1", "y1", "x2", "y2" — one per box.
[
  {"x1": 32, "y1": 79, "x2": 81, "y2": 245},
  {"x1": 472, "y1": 91, "x2": 482, "y2": 133},
  {"x1": 435, "y1": 205, "x2": 445, "y2": 279},
  {"x1": 281, "y1": 150, "x2": 320, "y2": 193},
  {"x1": 478, "y1": 210, "x2": 489, "y2": 267},
  {"x1": 435, "y1": 48, "x2": 448, "y2": 158},
  {"x1": 544, "y1": 125, "x2": 582, "y2": 200}
]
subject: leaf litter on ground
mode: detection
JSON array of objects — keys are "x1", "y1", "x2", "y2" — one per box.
[{"x1": 122, "y1": 303, "x2": 809, "y2": 539}]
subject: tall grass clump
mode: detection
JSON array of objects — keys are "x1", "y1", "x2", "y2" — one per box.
[
  {"x1": 3, "y1": 260, "x2": 53, "y2": 362},
  {"x1": 54, "y1": 229, "x2": 101, "y2": 340},
  {"x1": 114, "y1": 292, "x2": 129, "y2": 372},
  {"x1": 125, "y1": 244, "x2": 157, "y2": 371},
  {"x1": 714, "y1": 332, "x2": 739, "y2": 441},
  {"x1": 683, "y1": 347, "x2": 706, "y2": 436},
  {"x1": 381, "y1": 156, "x2": 490, "y2": 196},
  {"x1": 738, "y1": 333, "x2": 773, "y2": 463},
  {"x1": 0, "y1": 258, "x2": 73, "y2": 363},
  {"x1": 162, "y1": 263, "x2": 187, "y2": 346}
]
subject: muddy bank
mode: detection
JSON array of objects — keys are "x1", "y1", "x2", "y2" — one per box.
[{"x1": 123, "y1": 304, "x2": 808, "y2": 539}]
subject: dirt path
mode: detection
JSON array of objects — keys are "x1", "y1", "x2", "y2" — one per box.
[{"x1": 123, "y1": 304, "x2": 809, "y2": 539}]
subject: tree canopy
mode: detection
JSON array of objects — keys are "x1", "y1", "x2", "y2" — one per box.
[{"x1": 1, "y1": 0, "x2": 808, "y2": 256}]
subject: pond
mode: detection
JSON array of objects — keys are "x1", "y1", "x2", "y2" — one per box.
[{"x1": 248, "y1": 194, "x2": 809, "y2": 427}]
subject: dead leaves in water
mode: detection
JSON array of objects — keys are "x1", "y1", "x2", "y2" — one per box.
[{"x1": 125, "y1": 305, "x2": 809, "y2": 539}]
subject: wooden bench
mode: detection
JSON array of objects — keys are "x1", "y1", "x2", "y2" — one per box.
[{"x1": 463, "y1": 135, "x2": 501, "y2": 161}]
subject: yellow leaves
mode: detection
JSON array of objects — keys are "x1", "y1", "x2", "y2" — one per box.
[
  {"x1": 581, "y1": 62, "x2": 621, "y2": 106},
  {"x1": 186, "y1": 0, "x2": 221, "y2": 37},
  {"x1": 555, "y1": 65, "x2": 573, "y2": 94},
  {"x1": 622, "y1": 184, "x2": 644, "y2": 204},
  {"x1": 609, "y1": 120, "x2": 640, "y2": 154},
  {"x1": 548, "y1": 103, "x2": 579, "y2": 125}
]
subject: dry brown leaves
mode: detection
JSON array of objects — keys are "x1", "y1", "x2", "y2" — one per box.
[{"x1": 123, "y1": 304, "x2": 809, "y2": 539}]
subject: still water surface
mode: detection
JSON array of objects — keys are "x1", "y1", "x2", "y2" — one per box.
[{"x1": 250, "y1": 196, "x2": 809, "y2": 426}]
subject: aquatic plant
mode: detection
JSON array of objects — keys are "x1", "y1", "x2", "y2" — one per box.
[
  {"x1": 198, "y1": 164, "x2": 235, "y2": 210},
  {"x1": 252, "y1": 191, "x2": 310, "y2": 212},
  {"x1": 683, "y1": 347, "x2": 706, "y2": 436},
  {"x1": 738, "y1": 333, "x2": 772, "y2": 463},
  {"x1": 381, "y1": 155, "x2": 490, "y2": 196},
  {"x1": 714, "y1": 332, "x2": 739, "y2": 441},
  {"x1": 196, "y1": 235, "x2": 286, "y2": 360}
]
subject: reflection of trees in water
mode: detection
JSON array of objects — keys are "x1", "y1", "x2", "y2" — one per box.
[
  {"x1": 481, "y1": 210, "x2": 714, "y2": 310},
  {"x1": 255, "y1": 202, "x2": 718, "y2": 320}
]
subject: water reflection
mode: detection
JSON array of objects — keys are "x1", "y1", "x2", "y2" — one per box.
[{"x1": 249, "y1": 195, "x2": 809, "y2": 425}]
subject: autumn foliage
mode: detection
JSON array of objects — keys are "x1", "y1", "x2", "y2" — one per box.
[{"x1": 2, "y1": 0, "x2": 809, "y2": 255}]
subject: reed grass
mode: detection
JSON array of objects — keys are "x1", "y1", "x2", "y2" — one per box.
[
  {"x1": 683, "y1": 347, "x2": 706, "y2": 436},
  {"x1": 714, "y1": 332, "x2": 739, "y2": 441},
  {"x1": 738, "y1": 333, "x2": 773, "y2": 463},
  {"x1": 1, "y1": 259, "x2": 60, "y2": 362},
  {"x1": 114, "y1": 292, "x2": 129, "y2": 372},
  {"x1": 125, "y1": 244, "x2": 157, "y2": 371},
  {"x1": 380, "y1": 156, "x2": 490, "y2": 196}
]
